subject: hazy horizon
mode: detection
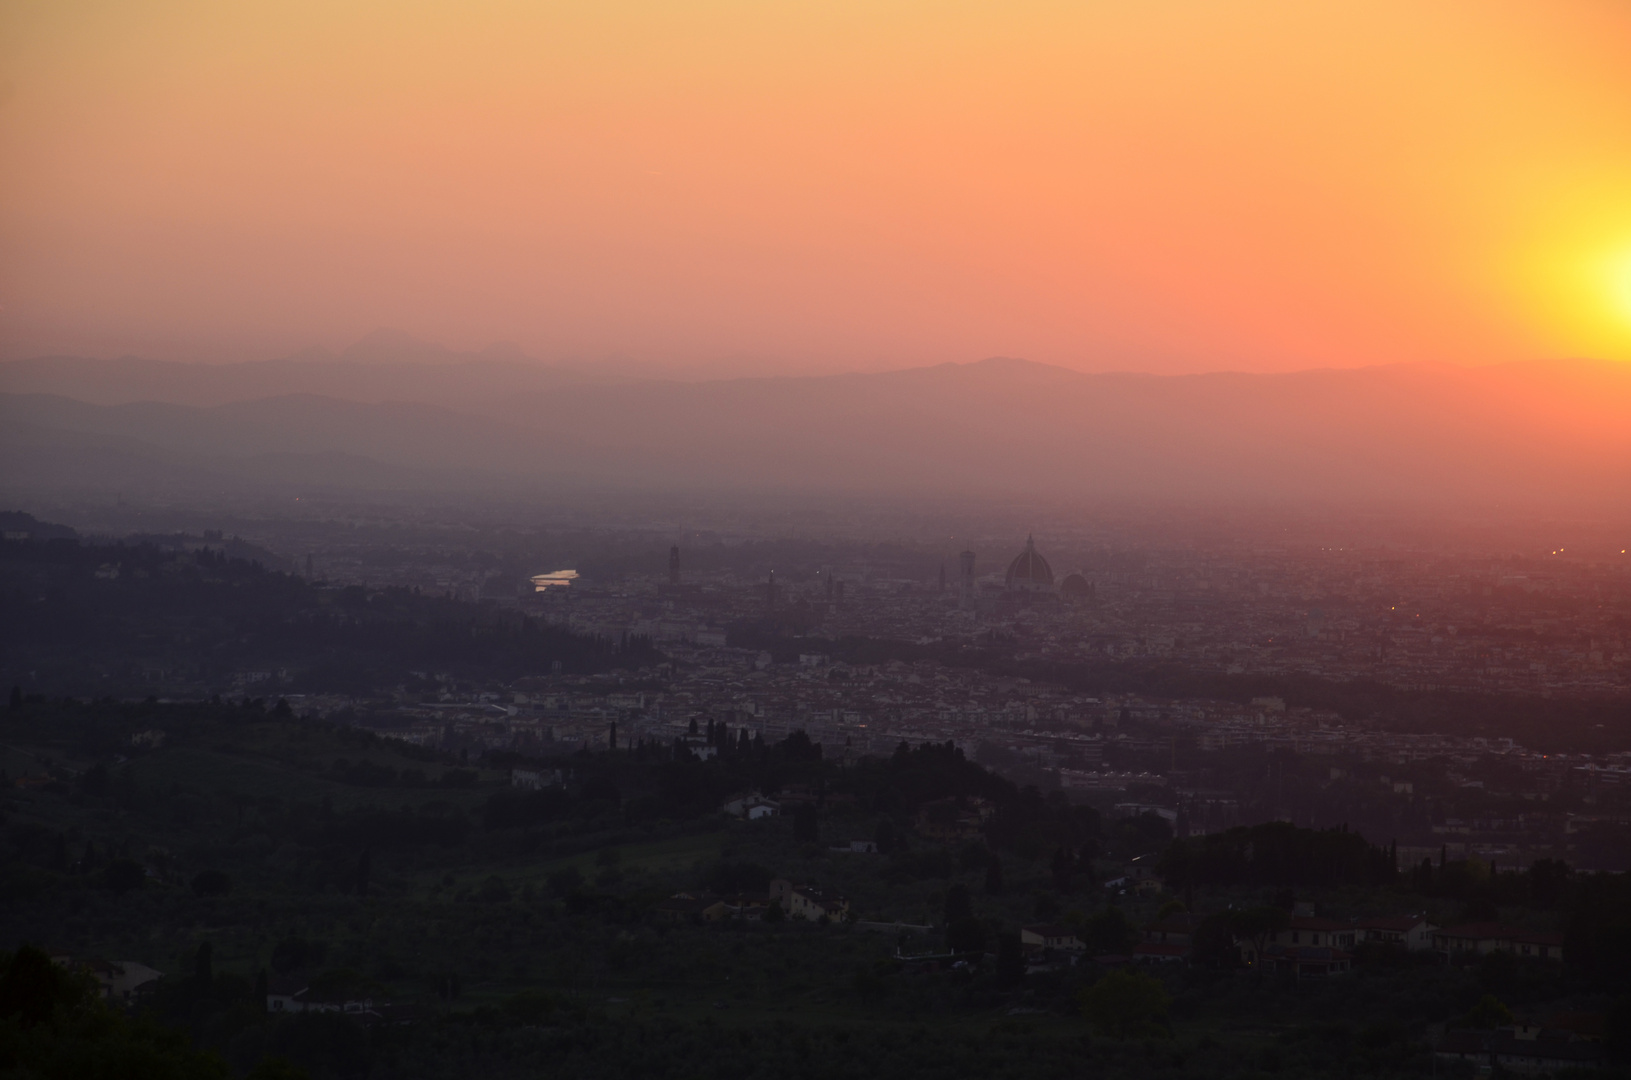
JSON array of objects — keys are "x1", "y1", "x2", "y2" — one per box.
[
  {"x1": 6, "y1": 2, "x2": 1631, "y2": 377},
  {"x1": 16, "y1": 325, "x2": 1628, "y2": 381},
  {"x1": 5, "y1": 2, "x2": 1630, "y2": 510},
  {"x1": 5, "y1": 349, "x2": 1628, "y2": 514}
]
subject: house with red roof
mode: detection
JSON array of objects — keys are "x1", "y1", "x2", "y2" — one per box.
[
  {"x1": 1255, "y1": 944, "x2": 1352, "y2": 978},
  {"x1": 1357, "y1": 915, "x2": 1437, "y2": 951},
  {"x1": 1131, "y1": 912, "x2": 1209, "y2": 963},
  {"x1": 1238, "y1": 917, "x2": 1356, "y2": 966},
  {"x1": 1020, "y1": 924, "x2": 1086, "y2": 953},
  {"x1": 1432, "y1": 923, "x2": 1564, "y2": 961}
]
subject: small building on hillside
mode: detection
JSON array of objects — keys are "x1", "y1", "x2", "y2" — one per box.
[
  {"x1": 1142, "y1": 912, "x2": 1208, "y2": 947},
  {"x1": 267, "y1": 978, "x2": 310, "y2": 1013},
  {"x1": 1433, "y1": 923, "x2": 1564, "y2": 960},
  {"x1": 1020, "y1": 924, "x2": 1086, "y2": 953},
  {"x1": 914, "y1": 796, "x2": 993, "y2": 840},
  {"x1": 1104, "y1": 857, "x2": 1166, "y2": 896},
  {"x1": 830, "y1": 839, "x2": 879, "y2": 854},
  {"x1": 1132, "y1": 912, "x2": 1209, "y2": 963},
  {"x1": 1357, "y1": 915, "x2": 1437, "y2": 951},
  {"x1": 1255, "y1": 944, "x2": 1352, "y2": 977},
  {"x1": 721, "y1": 792, "x2": 781, "y2": 819},
  {"x1": 511, "y1": 768, "x2": 565, "y2": 790},
  {"x1": 1132, "y1": 943, "x2": 1191, "y2": 964},
  {"x1": 53, "y1": 956, "x2": 163, "y2": 1003},
  {"x1": 721, "y1": 894, "x2": 769, "y2": 918},
  {"x1": 1238, "y1": 917, "x2": 1356, "y2": 966},
  {"x1": 769, "y1": 879, "x2": 850, "y2": 921},
  {"x1": 1435, "y1": 1020, "x2": 1605, "y2": 1073}
]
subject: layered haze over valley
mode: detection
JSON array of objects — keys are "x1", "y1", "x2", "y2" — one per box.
[{"x1": 4, "y1": 333, "x2": 1628, "y2": 508}]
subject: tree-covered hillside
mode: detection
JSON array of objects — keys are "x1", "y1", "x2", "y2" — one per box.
[
  {"x1": 0, "y1": 537, "x2": 655, "y2": 697},
  {"x1": 5, "y1": 698, "x2": 1628, "y2": 1078}
]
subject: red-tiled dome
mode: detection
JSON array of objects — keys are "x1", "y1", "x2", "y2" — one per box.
[{"x1": 1004, "y1": 536, "x2": 1054, "y2": 589}]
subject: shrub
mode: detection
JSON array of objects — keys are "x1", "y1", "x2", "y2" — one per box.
[
  {"x1": 1453, "y1": 993, "x2": 1513, "y2": 1030},
  {"x1": 1079, "y1": 969, "x2": 1170, "y2": 1040}
]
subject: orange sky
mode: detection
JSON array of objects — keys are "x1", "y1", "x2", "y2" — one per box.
[{"x1": 4, "y1": 0, "x2": 1631, "y2": 374}]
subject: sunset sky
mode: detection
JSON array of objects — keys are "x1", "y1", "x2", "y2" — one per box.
[{"x1": 4, "y1": 0, "x2": 1631, "y2": 374}]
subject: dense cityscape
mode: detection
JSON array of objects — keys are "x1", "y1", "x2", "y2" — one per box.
[{"x1": 274, "y1": 528, "x2": 1631, "y2": 872}]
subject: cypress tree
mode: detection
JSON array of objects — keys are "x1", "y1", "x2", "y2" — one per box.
[
  {"x1": 194, "y1": 942, "x2": 213, "y2": 988},
  {"x1": 1050, "y1": 846, "x2": 1074, "y2": 892},
  {"x1": 996, "y1": 931, "x2": 1024, "y2": 984}
]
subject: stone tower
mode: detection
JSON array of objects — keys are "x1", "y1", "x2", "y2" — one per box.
[{"x1": 958, "y1": 549, "x2": 976, "y2": 609}]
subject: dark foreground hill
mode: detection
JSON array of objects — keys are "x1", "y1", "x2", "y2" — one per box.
[
  {"x1": 0, "y1": 534, "x2": 653, "y2": 699},
  {"x1": 7, "y1": 698, "x2": 1631, "y2": 1079}
]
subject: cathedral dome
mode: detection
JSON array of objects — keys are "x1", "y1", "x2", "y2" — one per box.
[
  {"x1": 1004, "y1": 536, "x2": 1054, "y2": 591},
  {"x1": 1060, "y1": 572, "x2": 1092, "y2": 598}
]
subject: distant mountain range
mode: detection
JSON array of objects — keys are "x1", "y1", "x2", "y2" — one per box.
[
  {"x1": 3, "y1": 350, "x2": 1628, "y2": 507},
  {"x1": 0, "y1": 333, "x2": 607, "y2": 412}
]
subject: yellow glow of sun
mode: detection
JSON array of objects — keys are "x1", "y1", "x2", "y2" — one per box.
[
  {"x1": 1611, "y1": 250, "x2": 1631, "y2": 326},
  {"x1": 1504, "y1": 187, "x2": 1631, "y2": 358},
  {"x1": 1514, "y1": 231, "x2": 1631, "y2": 358}
]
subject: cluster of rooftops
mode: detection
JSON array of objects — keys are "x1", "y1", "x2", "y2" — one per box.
[
  {"x1": 653, "y1": 878, "x2": 852, "y2": 924},
  {"x1": 1018, "y1": 911, "x2": 1564, "y2": 979}
]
